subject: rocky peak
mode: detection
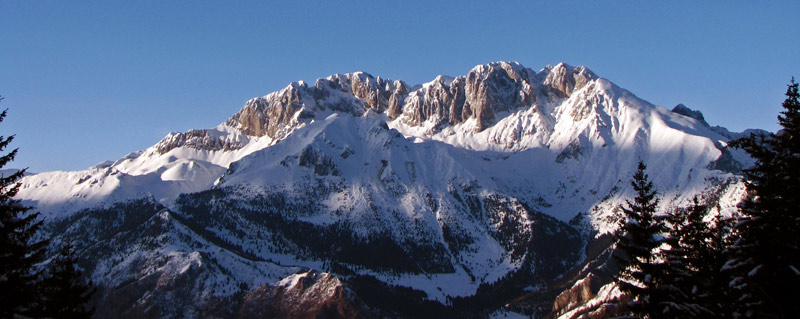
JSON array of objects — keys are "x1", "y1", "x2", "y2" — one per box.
[
  {"x1": 214, "y1": 61, "x2": 599, "y2": 144},
  {"x1": 400, "y1": 61, "x2": 545, "y2": 130},
  {"x1": 672, "y1": 103, "x2": 709, "y2": 127},
  {"x1": 226, "y1": 81, "x2": 310, "y2": 138},
  {"x1": 540, "y1": 63, "x2": 597, "y2": 99},
  {"x1": 401, "y1": 74, "x2": 463, "y2": 126},
  {"x1": 348, "y1": 72, "x2": 395, "y2": 112},
  {"x1": 462, "y1": 61, "x2": 539, "y2": 130},
  {"x1": 386, "y1": 79, "x2": 409, "y2": 119}
]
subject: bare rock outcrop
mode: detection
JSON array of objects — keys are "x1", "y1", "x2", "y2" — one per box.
[
  {"x1": 463, "y1": 62, "x2": 539, "y2": 130},
  {"x1": 224, "y1": 72, "x2": 413, "y2": 142},
  {"x1": 386, "y1": 80, "x2": 409, "y2": 119},
  {"x1": 312, "y1": 72, "x2": 407, "y2": 115},
  {"x1": 155, "y1": 129, "x2": 249, "y2": 155},
  {"x1": 180, "y1": 62, "x2": 599, "y2": 152},
  {"x1": 221, "y1": 61, "x2": 599, "y2": 140},
  {"x1": 349, "y1": 73, "x2": 393, "y2": 112},
  {"x1": 541, "y1": 63, "x2": 597, "y2": 99},
  {"x1": 227, "y1": 82, "x2": 308, "y2": 138},
  {"x1": 672, "y1": 103, "x2": 710, "y2": 127},
  {"x1": 238, "y1": 270, "x2": 374, "y2": 319},
  {"x1": 298, "y1": 146, "x2": 340, "y2": 176},
  {"x1": 402, "y1": 61, "x2": 541, "y2": 130},
  {"x1": 402, "y1": 75, "x2": 461, "y2": 126},
  {"x1": 551, "y1": 273, "x2": 603, "y2": 317}
]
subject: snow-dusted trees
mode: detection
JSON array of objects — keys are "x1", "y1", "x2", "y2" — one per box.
[
  {"x1": 610, "y1": 79, "x2": 800, "y2": 318},
  {"x1": 726, "y1": 78, "x2": 800, "y2": 318},
  {"x1": 612, "y1": 161, "x2": 670, "y2": 318},
  {"x1": 612, "y1": 165, "x2": 736, "y2": 319},
  {"x1": 660, "y1": 198, "x2": 735, "y2": 319}
]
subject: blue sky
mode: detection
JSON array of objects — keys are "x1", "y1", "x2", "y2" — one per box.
[{"x1": 1, "y1": 1, "x2": 798, "y2": 172}]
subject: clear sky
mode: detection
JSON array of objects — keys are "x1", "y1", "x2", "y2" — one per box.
[{"x1": 1, "y1": 1, "x2": 798, "y2": 172}]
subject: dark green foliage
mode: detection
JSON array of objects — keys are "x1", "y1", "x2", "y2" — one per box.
[
  {"x1": 704, "y1": 211, "x2": 736, "y2": 318},
  {"x1": 660, "y1": 199, "x2": 735, "y2": 319},
  {"x1": 612, "y1": 161, "x2": 669, "y2": 318},
  {"x1": 40, "y1": 242, "x2": 96, "y2": 318},
  {"x1": 602, "y1": 80, "x2": 800, "y2": 318},
  {"x1": 0, "y1": 103, "x2": 48, "y2": 317},
  {"x1": 727, "y1": 78, "x2": 800, "y2": 318}
]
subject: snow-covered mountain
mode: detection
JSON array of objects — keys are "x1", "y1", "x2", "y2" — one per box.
[{"x1": 16, "y1": 61, "x2": 753, "y2": 318}]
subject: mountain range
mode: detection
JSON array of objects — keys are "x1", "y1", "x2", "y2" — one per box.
[{"x1": 16, "y1": 61, "x2": 759, "y2": 318}]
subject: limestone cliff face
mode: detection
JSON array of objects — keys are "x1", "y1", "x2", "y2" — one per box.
[
  {"x1": 397, "y1": 62, "x2": 597, "y2": 131},
  {"x1": 542, "y1": 63, "x2": 596, "y2": 99},
  {"x1": 400, "y1": 62, "x2": 541, "y2": 130},
  {"x1": 464, "y1": 62, "x2": 539, "y2": 130},
  {"x1": 401, "y1": 75, "x2": 460, "y2": 126},
  {"x1": 223, "y1": 72, "x2": 408, "y2": 140},
  {"x1": 227, "y1": 82, "x2": 308, "y2": 138},
  {"x1": 349, "y1": 73, "x2": 392, "y2": 112},
  {"x1": 386, "y1": 80, "x2": 408, "y2": 119},
  {"x1": 168, "y1": 61, "x2": 598, "y2": 151}
]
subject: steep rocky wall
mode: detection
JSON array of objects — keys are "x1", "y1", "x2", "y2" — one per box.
[{"x1": 218, "y1": 62, "x2": 599, "y2": 144}]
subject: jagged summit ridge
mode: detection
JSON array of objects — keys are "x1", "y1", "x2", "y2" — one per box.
[
  {"x1": 219, "y1": 61, "x2": 597, "y2": 140},
  {"x1": 18, "y1": 60, "x2": 744, "y2": 220},
  {"x1": 153, "y1": 61, "x2": 602, "y2": 157}
]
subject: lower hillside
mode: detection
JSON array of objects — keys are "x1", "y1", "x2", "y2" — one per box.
[{"x1": 43, "y1": 190, "x2": 586, "y2": 318}]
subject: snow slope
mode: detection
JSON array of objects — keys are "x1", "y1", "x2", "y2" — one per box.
[{"x1": 14, "y1": 61, "x2": 753, "y2": 317}]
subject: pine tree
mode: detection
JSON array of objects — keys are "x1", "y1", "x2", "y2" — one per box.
[
  {"x1": 660, "y1": 198, "x2": 734, "y2": 319},
  {"x1": 726, "y1": 78, "x2": 800, "y2": 318},
  {"x1": 612, "y1": 161, "x2": 669, "y2": 318},
  {"x1": 0, "y1": 101, "x2": 48, "y2": 317},
  {"x1": 706, "y1": 211, "x2": 736, "y2": 319},
  {"x1": 658, "y1": 199, "x2": 702, "y2": 319},
  {"x1": 40, "y1": 241, "x2": 95, "y2": 319}
]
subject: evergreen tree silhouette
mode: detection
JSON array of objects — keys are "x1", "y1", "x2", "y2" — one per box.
[
  {"x1": 0, "y1": 100, "x2": 48, "y2": 317},
  {"x1": 705, "y1": 210, "x2": 736, "y2": 319},
  {"x1": 612, "y1": 161, "x2": 669, "y2": 318},
  {"x1": 660, "y1": 198, "x2": 735, "y2": 318},
  {"x1": 726, "y1": 78, "x2": 800, "y2": 318}
]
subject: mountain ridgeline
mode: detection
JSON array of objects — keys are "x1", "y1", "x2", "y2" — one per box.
[{"x1": 17, "y1": 62, "x2": 752, "y2": 318}]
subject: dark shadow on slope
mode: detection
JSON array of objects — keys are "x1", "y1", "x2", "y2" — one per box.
[{"x1": 173, "y1": 187, "x2": 455, "y2": 274}]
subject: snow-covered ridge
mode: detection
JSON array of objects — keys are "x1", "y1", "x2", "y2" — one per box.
[
  {"x1": 17, "y1": 61, "x2": 745, "y2": 224},
  {"x1": 13, "y1": 61, "x2": 759, "y2": 317}
]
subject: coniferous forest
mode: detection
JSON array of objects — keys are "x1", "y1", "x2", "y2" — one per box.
[{"x1": 609, "y1": 79, "x2": 800, "y2": 318}]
